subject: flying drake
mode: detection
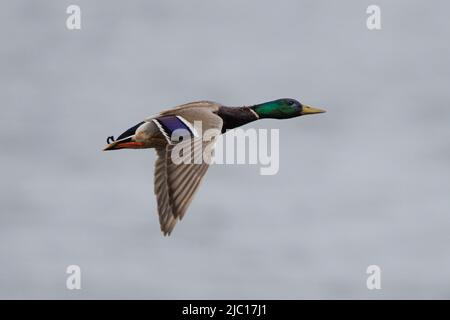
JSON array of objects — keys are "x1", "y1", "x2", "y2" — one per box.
[{"x1": 103, "y1": 98, "x2": 325, "y2": 235}]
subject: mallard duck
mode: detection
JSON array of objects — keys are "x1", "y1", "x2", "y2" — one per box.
[{"x1": 103, "y1": 98, "x2": 325, "y2": 235}]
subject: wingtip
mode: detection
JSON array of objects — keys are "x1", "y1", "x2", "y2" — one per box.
[{"x1": 161, "y1": 227, "x2": 172, "y2": 237}]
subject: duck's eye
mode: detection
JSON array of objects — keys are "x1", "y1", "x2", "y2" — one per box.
[{"x1": 287, "y1": 100, "x2": 294, "y2": 106}]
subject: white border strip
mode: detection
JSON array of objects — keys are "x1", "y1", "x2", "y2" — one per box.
[
  {"x1": 176, "y1": 116, "x2": 199, "y2": 137},
  {"x1": 151, "y1": 119, "x2": 172, "y2": 144}
]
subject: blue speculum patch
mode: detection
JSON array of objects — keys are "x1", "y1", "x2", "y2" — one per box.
[{"x1": 153, "y1": 116, "x2": 195, "y2": 143}]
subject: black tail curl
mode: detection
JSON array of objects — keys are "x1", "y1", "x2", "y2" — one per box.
[{"x1": 106, "y1": 136, "x2": 115, "y2": 144}]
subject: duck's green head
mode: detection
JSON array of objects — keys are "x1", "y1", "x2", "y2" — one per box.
[{"x1": 251, "y1": 98, "x2": 325, "y2": 119}]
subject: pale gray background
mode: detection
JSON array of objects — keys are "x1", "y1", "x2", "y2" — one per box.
[{"x1": 1, "y1": 0, "x2": 449, "y2": 299}]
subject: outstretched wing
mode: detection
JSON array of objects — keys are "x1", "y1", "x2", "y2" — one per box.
[
  {"x1": 152, "y1": 108, "x2": 223, "y2": 235},
  {"x1": 154, "y1": 142, "x2": 209, "y2": 235}
]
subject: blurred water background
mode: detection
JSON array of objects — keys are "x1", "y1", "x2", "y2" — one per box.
[{"x1": 1, "y1": 0, "x2": 450, "y2": 299}]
